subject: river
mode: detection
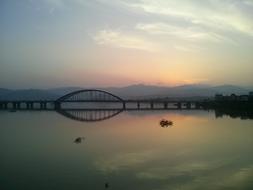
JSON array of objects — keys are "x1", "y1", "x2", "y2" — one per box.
[{"x1": 1, "y1": 110, "x2": 253, "y2": 190}]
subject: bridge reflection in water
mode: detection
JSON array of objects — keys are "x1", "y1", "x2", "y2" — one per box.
[{"x1": 57, "y1": 109, "x2": 123, "y2": 122}]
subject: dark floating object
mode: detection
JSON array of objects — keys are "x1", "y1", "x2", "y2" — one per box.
[
  {"x1": 160, "y1": 119, "x2": 173, "y2": 128},
  {"x1": 74, "y1": 137, "x2": 85, "y2": 144},
  {"x1": 105, "y1": 182, "x2": 109, "y2": 188}
]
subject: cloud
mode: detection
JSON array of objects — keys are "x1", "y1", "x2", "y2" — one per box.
[
  {"x1": 93, "y1": 29, "x2": 157, "y2": 51},
  {"x1": 173, "y1": 45, "x2": 204, "y2": 52},
  {"x1": 44, "y1": 0, "x2": 65, "y2": 8},
  {"x1": 123, "y1": 0, "x2": 253, "y2": 37},
  {"x1": 243, "y1": 0, "x2": 253, "y2": 6},
  {"x1": 42, "y1": 0, "x2": 90, "y2": 12},
  {"x1": 136, "y1": 23, "x2": 230, "y2": 43}
]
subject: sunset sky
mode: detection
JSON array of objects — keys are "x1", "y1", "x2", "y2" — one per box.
[{"x1": 1, "y1": 0, "x2": 253, "y2": 88}]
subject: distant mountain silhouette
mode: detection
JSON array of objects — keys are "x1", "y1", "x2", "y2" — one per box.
[
  {"x1": 0, "y1": 88, "x2": 12, "y2": 97},
  {"x1": 103, "y1": 84, "x2": 250, "y2": 99},
  {"x1": 0, "y1": 84, "x2": 251, "y2": 100},
  {"x1": 0, "y1": 89, "x2": 58, "y2": 100}
]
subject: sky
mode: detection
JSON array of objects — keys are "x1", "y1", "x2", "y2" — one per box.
[{"x1": 1, "y1": 0, "x2": 253, "y2": 88}]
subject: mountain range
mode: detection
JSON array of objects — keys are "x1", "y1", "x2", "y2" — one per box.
[{"x1": 0, "y1": 84, "x2": 252, "y2": 101}]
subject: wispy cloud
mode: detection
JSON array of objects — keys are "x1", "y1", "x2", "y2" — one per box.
[
  {"x1": 174, "y1": 45, "x2": 204, "y2": 52},
  {"x1": 93, "y1": 29, "x2": 157, "y2": 51},
  {"x1": 243, "y1": 0, "x2": 253, "y2": 6},
  {"x1": 136, "y1": 23, "x2": 231, "y2": 43},
  {"x1": 123, "y1": 0, "x2": 253, "y2": 37}
]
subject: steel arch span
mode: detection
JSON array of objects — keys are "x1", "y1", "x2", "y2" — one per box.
[
  {"x1": 56, "y1": 89, "x2": 124, "y2": 103},
  {"x1": 55, "y1": 89, "x2": 125, "y2": 110}
]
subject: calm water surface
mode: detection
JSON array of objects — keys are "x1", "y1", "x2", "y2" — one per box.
[{"x1": 1, "y1": 110, "x2": 253, "y2": 190}]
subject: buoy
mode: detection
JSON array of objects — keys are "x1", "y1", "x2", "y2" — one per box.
[{"x1": 160, "y1": 119, "x2": 173, "y2": 127}]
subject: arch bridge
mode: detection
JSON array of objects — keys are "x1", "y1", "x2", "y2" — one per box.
[
  {"x1": 0, "y1": 89, "x2": 204, "y2": 111},
  {"x1": 55, "y1": 89, "x2": 126, "y2": 109}
]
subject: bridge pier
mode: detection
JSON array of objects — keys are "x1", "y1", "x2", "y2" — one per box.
[
  {"x1": 0, "y1": 102, "x2": 5, "y2": 110},
  {"x1": 137, "y1": 102, "x2": 140, "y2": 109},
  {"x1": 123, "y1": 102, "x2": 126, "y2": 110},
  {"x1": 0, "y1": 102, "x2": 4, "y2": 109},
  {"x1": 40, "y1": 102, "x2": 47, "y2": 109},
  {"x1": 164, "y1": 102, "x2": 168, "y2": 109},
  {"x1": 26, "y1": 102, "x2": 34, "y2": 109},
  {"x1": 150, "y1": 102, "x2": 154, "y2": 109},
  {"x1": 55, "y1": 102, "x2": 61, "y2": 110},
  {"x1": 3, "y1": 102, "x2": 8, "y2": 109},
  {"x1": 177, "y1": 102, "x2": 182, "y2": 109},
  {"x1": 195, "y1": 102, "x2": 201, "y2": 109},
  {"x1": 186, "y1": 102, "x2": 191, "y2": 109},
  {"x1": 12, "y1": 102, "x2": 17, "y2": 109},
  {"x1": 13, "y1": 102, "x2": 21, "y2": 109}
]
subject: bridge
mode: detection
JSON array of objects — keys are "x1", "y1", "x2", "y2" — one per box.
[{"x1": 0, "y1": 89, "x2": 204, "y2": 110}]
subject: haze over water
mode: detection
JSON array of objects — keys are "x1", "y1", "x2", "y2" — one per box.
[{"x1": 1, "y1": 110, "x2": 253, "y2": 190}]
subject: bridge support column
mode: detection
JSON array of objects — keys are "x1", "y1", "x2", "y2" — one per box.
[
  {"x1": 26, "y1": 102, "x2": 29, "y2": 109},
  {"x1": 123, "y1": 102, "x2": 126, "y2": 110},
  {"x1": 186, "y1": 102, "x2": 191, "y2": 109},
  {"x1": 195, "y1": 102, "x2": 201, "y2": 109},
  {"x1": 150, "y1": 102, "x2": 154, "y2": 109},
  {"x1": 137, "y1": 102, "x2": 140, "y2": 109},
  {"x1": 55, "y1": 102, "x2": 61, "y2": 110},
  {"x1": 40, "y1": 102, "x2": 47, "y2": 109},
  {"x1": 26, "y1": 102, "x2": 34, "y2": 109},
  {"x1": 3, "y1": 103, "x2": 8, "y2": 109},
  {"x1": 16, "y1": 102, "x2": 21, "y2": 109},
  {"x1": 0, "y1": 102, "x2": 5, "y2": 109},
  {"x1": 177, "y1": 102, "x2": 182, "y2": 109},
  {"x1": 164, "y1": 102, "x2": 168, "y2": 109},
  {"x1": 0, "y1": 102, "x2": 6, "y2": 109},
  {"x1": 31, "y1": 103, "x2": 34, "y2": 109},
  {"x1": 12, "y1": 102, "x2": 17, "y2": 109}
]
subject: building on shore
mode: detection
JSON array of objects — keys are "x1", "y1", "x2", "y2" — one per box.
[
  {"x1": 249, "y1": 92, "x2": 253, "y2": 101},
  {"x1": 215, "y1": 92, "x2": 253, "y2": 101}
]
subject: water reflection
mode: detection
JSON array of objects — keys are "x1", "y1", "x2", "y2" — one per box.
[
  {"x1": 55, "y1": 108, "x2": 253, "y2": 122},
  {"x1": 215, "y1": 109, "x2": 253, "y2": 119},
  {"x1": 1, "y1": 110, "x2": 253, "y2": 190},
  {"x1": 57, "y1": 109, "x2": 123, "y2": 122}
]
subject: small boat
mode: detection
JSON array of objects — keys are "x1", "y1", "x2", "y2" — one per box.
[
  {"x1": 160, "y1": 119, "x2": 173, "y2": 127},
  {"x1": 74, "y1": 137, "x2": 85, "y2": 144}
]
